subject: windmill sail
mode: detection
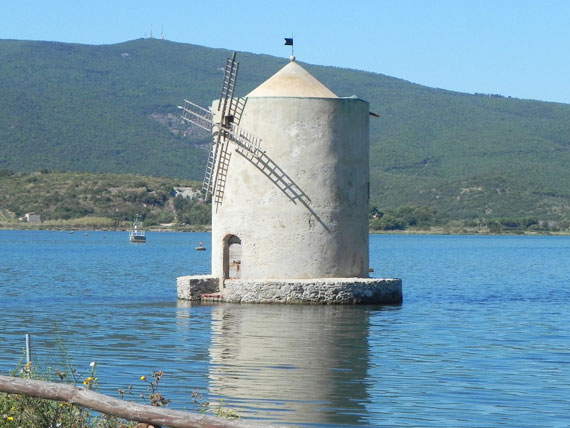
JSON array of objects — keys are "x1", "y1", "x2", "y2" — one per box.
[
  {"x1": 208, "y1": 123, "x2": 264, "y2": 206},
  {"x1": 179, "y1": 52, "x2": 263, "y2": 203},
  {"x1": 227, "y1": 123, "x2": 263, "y2": 154},
  {"x1": 203, "y1": 52, "x2": 240, "y2": 200},
  {"x1": 179, "y1": 100, "x2": 213, "y2": 132},
  {"x1": 218, "y1": 52, "x2": 240, "y2": 124}
]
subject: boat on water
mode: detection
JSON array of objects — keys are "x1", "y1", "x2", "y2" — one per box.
[
  {"x1": 129, "y1": 216, "x2": 146, "y2": 243},
  {"x1": 195, "y1": 242, "x2": 206, "y2": 251}
]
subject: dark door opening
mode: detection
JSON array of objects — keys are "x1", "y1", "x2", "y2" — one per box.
[{"x1": 223, "y1": 234, "x2": 241, "y2": 282}]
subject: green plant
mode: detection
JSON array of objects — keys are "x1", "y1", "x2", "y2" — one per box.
[
  {"x1": 0, "y1": 361, "x2": 136, "y2": 428},
  {"x1": 215, "y1": 399, "x2": 239, "y2": 419},
  {"x1": 1, "y1": 361, "x2": 240, "y2": 426},
  {"x1": 190, "y1": 390, "x2": 209, "y2": 414},
  {"x1": 138, "y1": 370, "x2": 170, "y2": 407}
]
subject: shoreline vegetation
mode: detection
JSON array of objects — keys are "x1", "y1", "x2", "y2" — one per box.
[
  {"x1": 2, "y1": 216, "x2": 569, "y2": 237},
  {"x1": 0, "y1": 360, "x2": 241, "y2": 428},
  {"x1": 1, "y1": 170, "x2": 569, "y2": 236},
  {"x1": 2, "y1": 223, "x2": 570, "y2": 236}
]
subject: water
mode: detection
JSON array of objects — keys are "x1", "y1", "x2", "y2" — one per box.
[{"x1": 1, "y1": 231, "x2": 569, "y2": 427}]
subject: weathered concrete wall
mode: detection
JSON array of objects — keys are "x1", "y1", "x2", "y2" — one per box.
[
  {"x1": 222, "y1": 278, "x2": 402, "y2": 305},
  {"x1": 212, "y1": 96, "x2": 370, "y2": 281},
  {"x1": 177, "y1": 275, "x2": 219, "y2": 300}
]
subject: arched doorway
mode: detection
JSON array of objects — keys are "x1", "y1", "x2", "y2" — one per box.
[{"x1": 223, "y1": 234, "x2": 241, "y2": 282}]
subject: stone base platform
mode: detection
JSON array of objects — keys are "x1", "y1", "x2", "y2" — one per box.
[
  {"x1": 176, "y1": 275, "x2": 220, "y2": 301},
  {"x1": 177, "y1": 275, "x2": 402, "y2": 305}
]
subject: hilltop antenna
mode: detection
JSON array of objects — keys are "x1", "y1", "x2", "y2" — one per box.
[{"x1": 160, "y1": 25, "x2": 165, "y2": 40}]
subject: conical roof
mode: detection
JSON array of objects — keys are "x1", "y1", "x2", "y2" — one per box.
[{"x1": 247, "y1": 58, "x2": 337, "y2": 98}]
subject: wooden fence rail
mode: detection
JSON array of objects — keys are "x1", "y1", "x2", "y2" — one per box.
[{"x1": 0, "y1": 375, "x2": 280, "y2": 428}]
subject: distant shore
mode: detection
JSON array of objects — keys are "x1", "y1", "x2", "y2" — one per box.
[
  {"x1": 0, "y1": 223, "x2": 211, "y2": 233},
  {"x1": 2, "y1": 223, "x2": 569, "y2": 236}
]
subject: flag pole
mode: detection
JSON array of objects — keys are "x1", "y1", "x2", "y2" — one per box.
[{"x1": 284, "y1": 35, "x2": 294, "y2": 59}]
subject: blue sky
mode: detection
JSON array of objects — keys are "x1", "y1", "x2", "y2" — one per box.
[{"x1": 3, "y1": 0, "x2": 570, "y2": 104}]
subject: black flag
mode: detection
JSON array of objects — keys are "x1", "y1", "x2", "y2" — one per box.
[{"x1": 284, "y1": 38, "x2": 293, "y2": 46}]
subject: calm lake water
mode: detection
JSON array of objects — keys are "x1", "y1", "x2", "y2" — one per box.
[{"x1": 1, "y1": 230, "x2": 569, "y2": 427}]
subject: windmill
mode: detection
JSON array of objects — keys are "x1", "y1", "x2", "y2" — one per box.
[
  {"x1": 175, "y1": 50, "x2": 397, "y2": 302},
  {"x1": 178, "y1": 52, "x2": 264, "y2": 205}
]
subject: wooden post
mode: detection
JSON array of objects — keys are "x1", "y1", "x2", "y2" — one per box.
[
  {"x1": 0, "y1": 375, "x2": 281, "y2": 428},
  {"x1": 25, "y1": 334, "x2": 31, "y2": 363}
]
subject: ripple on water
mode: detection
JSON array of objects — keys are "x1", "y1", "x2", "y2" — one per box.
[{"x1": 1, "y1": 232, "x2": 570, "y2": 427}]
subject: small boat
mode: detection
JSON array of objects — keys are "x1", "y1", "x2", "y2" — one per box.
[
  {"x1": 129, "y1": 216, "x2": 146, "y2": 243},
  {"x1": 195, "y1": 242, "x2": 206, "y2": 251}
]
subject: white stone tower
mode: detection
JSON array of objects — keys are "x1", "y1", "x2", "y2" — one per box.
[
  {"x1": 177, "y1": 54, "x2": 402, "y2": 304},
  {"x1": 212, "y1": 58, "x2": 369, "y2": 283}
]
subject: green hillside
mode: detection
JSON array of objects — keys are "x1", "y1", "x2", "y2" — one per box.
[
  {"x1": 1, "y1": 38, "x2": 570, "y2": 221},
  {"x1": 0, "y1": 170, "x2": 209, "y2": 229}
]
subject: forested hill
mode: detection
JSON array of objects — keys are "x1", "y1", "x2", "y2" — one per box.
[{"x1": 1, "y1": 38, "x2": 570, "y2": 220}]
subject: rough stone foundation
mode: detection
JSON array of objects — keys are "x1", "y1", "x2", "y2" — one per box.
[
  {"x1": 177, "y1": 275, "x2": 219, "y2": 300},
  {"x1": 177, "y1": 275, "x2": 402, "y2": 305}
]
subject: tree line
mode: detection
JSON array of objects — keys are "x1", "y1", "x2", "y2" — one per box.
[
  {"x1": 369, "y1": 205, "x2": 569, "y2": 233},
  {"x1": 0, "y1": 170, "x2": 211, "y2": 229}
]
